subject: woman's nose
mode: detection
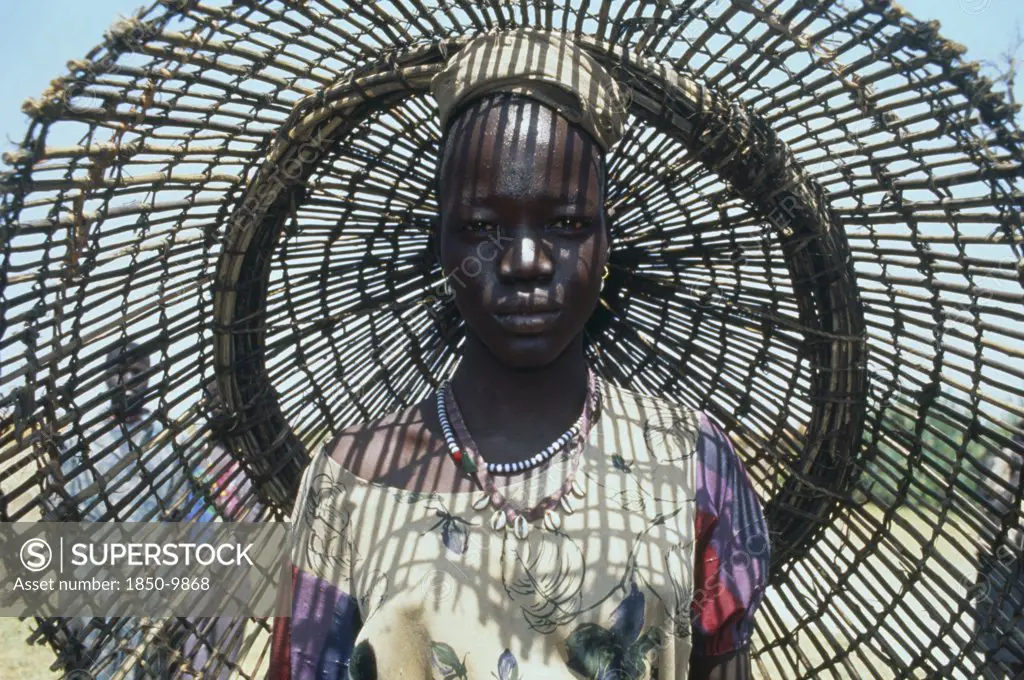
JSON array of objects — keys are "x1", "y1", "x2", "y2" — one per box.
[{"x1": 497, "y1": 227, "x2": 554, "y2": 282}]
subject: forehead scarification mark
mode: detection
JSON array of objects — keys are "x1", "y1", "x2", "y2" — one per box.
[
  {"x1": 495, "y1": 102, "x2": 547, "y2": 198},
  {"x1": 443, "y1": 97, "x2": 604, "y2": 210},
  {"x1": 485, "y1": 99, "x2": 517, "y2": 203}
]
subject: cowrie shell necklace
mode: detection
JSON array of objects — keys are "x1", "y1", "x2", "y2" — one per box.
[{"x1": 435, "y1": 368, "x2": 600, "y2": 540}]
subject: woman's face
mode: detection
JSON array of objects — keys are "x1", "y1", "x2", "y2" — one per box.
[{"x1": 437, "y1": 97, "x2": 609, "y2": 368}]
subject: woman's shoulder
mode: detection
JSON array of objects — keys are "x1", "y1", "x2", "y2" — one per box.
[
  {"x1": 598, "y1": 379, "x2": 704, "y2": 435},
  {"x1": 594, "y1": 381, "x2": 751, "y2": 473},
  {"x1": 593, "y1": 380, "x2": 706, "y2": 469},
  {"x1": 322, "y1": 403, "x2": 417, "y2": 481},
  {"x1": 319, "y1": 397, "x2": 451, "y2": 489},
  {"x1": 603, "y1": 382, "x2": 734, "y2": 441},
  {"x1": 289, "y1": 401, "x2": 453, "y2": 530}
]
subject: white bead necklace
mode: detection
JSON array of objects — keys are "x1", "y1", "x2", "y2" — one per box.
[
  {"x1": 434, "y1": 368, "x2": 600, "y2": 540},
  {"x1": 436, "y1": 386, "x2": 584, "y2": 475}
]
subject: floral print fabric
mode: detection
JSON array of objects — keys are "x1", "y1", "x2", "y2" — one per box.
[{"x1": 270, "y1": 380, "x2": 768, "y2": 680}]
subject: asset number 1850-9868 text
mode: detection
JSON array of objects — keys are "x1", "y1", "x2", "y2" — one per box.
[{"x1": 126, "y1": 576, "x2": 211, "y2": 591}]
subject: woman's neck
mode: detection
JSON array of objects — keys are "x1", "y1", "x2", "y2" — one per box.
[{"x1": 448, "y1": 334, "x2": 591, "y2": 465}]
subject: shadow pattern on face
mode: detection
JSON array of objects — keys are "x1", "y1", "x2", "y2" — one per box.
[{"x1": 434, "y1": 94, "x2": 611, "y2": 369}]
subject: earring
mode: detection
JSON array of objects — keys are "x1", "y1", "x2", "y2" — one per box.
[
  {"x1": 421, "y1": 271, "x2": 460, "y2": 344},
  {"x1": 600, "y1": 264, "x2": 609, "y2": 293},
  {"x1": 436, "y1": 270, "x2": 454, "y2": 301}
]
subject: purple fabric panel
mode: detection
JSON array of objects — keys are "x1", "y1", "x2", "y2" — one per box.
[
  {"x1": 691, "y1": 411, "x2": 770, "y2": 656},
  {"x1": 291, "y1": 567, "x2": 361, "y2": 680}
]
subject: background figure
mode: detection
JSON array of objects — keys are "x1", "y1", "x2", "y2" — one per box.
[
  {"x1": 52, "y1": 341, "x2": 190, "y2": 679},
  {"x1": 59, "y1": 341, "x2": 189, "y2": 522},
  {"x1": 973, "y1": 419, "x2": 1024, "y2": 679},
  {"x1": 177, "y1": 376, "x2": 261, "y2": 679}
]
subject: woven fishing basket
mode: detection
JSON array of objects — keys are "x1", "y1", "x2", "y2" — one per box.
[{"x1": 1, "y1": 0, "x2": 1022, "y2": 678}]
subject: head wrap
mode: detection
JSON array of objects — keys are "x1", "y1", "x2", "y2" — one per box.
[{"x1": 430, "y1": 28, "x2": 627, "y2": 152}]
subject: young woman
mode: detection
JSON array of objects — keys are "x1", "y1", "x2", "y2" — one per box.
[{"x1": 270, "y1": 29, "x2": 769, "y2": 680}]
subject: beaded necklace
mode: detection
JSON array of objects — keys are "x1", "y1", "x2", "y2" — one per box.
[{"x1": 435, "y1": 367, "x2": 601, "y2": 539}]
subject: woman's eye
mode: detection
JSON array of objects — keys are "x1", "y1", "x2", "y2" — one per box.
[
  {"x1": 463, "y1": 220, "x2": 496, "y2": 233},
  {"x1": 550, "y1": 218, "x2": 591, "y2": 232}
]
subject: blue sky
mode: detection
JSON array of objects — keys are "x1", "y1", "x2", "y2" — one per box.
[{"x1": 1, "y1": 1, "x2": 1021, "y2": 146}]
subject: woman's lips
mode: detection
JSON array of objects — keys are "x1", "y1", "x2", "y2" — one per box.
[{"x1": 492, "y1": 310, "x2": 562, "y2": 334}]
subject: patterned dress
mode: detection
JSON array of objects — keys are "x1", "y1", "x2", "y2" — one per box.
[{"x1": 270, "y1": 379, "x2": 769, "y2": 679}]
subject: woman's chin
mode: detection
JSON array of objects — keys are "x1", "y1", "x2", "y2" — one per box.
[{"x1": 485, "y1": 334, "x2": 576, "y2": 369}]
